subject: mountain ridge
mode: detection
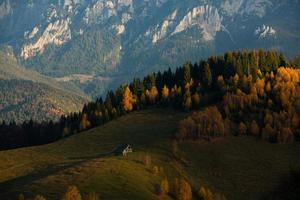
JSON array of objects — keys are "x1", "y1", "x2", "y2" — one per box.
[{"x1": 0, "y1": 0, "x2": 299, "y2": 79}]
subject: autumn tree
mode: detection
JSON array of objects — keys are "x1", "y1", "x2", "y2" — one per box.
[
  {"x1": 143, "y1": 154, "x2": 152, "y2": 167},
  {"x1": 262, "y1": 124, "x2": 276, "y2": 142},
  {"x1": 34, "y1": 195, "x2": 46, "y2": 200},
  {"x1": 217, "y1": 75, "x2": 226, "y2": 91},
  {"x1": 177, "y1": 179, "x2": 192, "y2": 200},
  {"x1": 79, "y1": 113, "x2": 91, "y2": 131},
  {"x1": 146, "y1": 86, "x2": 158, "y2": 104},
  {"x1": 239, "y1": 122, "x2": 247, "y2": 135},
  {"x1": 153, "y1": 166, "x2": 159, "y2": 175},
  {"x1": 198, "y1": 186, "x2": 214, "y2": 200},
  {"x1": 62, "y1": 185, "x2": 82, "y2": 200},
  {"x1": 278, "y1": 127, "x2": 294, "y2": 144},
  {"x1": 122, "y1": 86, "x2": 136, "y2": 112},
  {"x1": 192, "y1": 92, "x2": 201, "y2": 109},
  {"x1": 249, "y1": 120, "x2": 260, "y2": 136},
  {"x1": 85, "y1": 192, "x2": 99, "y2": 200},
  {"x1": 183, "y1": 89, "x2": 192, "y2": 111},
  {"x1": 162, "y1": 85, "x2": 170, "y2": 99},
  {"x1": 177, "y1": 107, "x2": 225, "y2": 140},
  {"x1": 170, "y1": 85, "x2": 182, "y2": 108},
  {"x1": 161, "y1": 85, "x2": 170, "y2": 106},
  {"x1": 159, "y1": 178, "x2": 169, "y2": 195},
  {"x1": 18, "y1": 194, "x2": 25, "y2": 200}
]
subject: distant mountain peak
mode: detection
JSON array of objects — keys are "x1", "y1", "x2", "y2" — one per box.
[{"x1": 254, "y1": 24, "x2": 276, "y2": 39}]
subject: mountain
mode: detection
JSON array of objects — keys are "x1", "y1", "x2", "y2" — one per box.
[
  {"x1": 0, "y1": 46, "x2": 90, "y2": 123},
  {"x1": 0, "y1": 0, "x2": 299, "y2": 93}
]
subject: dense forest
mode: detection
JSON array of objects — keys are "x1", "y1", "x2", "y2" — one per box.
[
  {"x1": 0, "y1": 80, "x2": 88, "y2": 123},
  {"x1": 1, "y1": 49, "x2": 299, "y2": 150}
]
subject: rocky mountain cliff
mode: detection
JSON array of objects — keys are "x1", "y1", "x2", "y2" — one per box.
[{"x1": 0, "y1": 0, "x2": 299, "y2": 95}]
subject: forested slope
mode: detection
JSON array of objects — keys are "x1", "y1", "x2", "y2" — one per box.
[{"x1": 0, "y1": 46, "x2": 90, "y2": 123}]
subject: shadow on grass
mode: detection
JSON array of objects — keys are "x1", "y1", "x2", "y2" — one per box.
[
  {"x1": 0, "y1": 161, "x2": 82, "y2": 199},
  {"x1": 261, "y1": 170, "x2": 300, "y2": 200}
]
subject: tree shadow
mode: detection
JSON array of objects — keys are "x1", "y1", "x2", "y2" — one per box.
[
  {"x1": 0, "y1": 160, "x2": 82, "y2": 199},
  {"x1": 261, "y1": 169, "x2": 300, "y2": 200}
]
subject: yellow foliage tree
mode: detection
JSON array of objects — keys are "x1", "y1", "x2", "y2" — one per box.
[
  {"x1": 250, "y1": 120, "x2": 260, "y2": 136},
  {"x1": 18, "y1": 194, "x2": 25, "y2": 200},
  {"x1": 34, "y1": 195, "x2": 46, "y2": 200},
  {"x1": 85, "y1": 192, "x2": 99, "y2": 200},
  {"x1": 183, "y1": 89, "x2": 192, "y2": 111},
  {"x1": 217, "y1": 75, "x2": 226, "y2": 91},
  {"x1": 161, "y1": 85, "x2": 170, "y2": 99},
  {"x1": 79, "y1": 113, "x2": 91, "y2": 131},
  {"x1": 62, "y1": 185, "x2": 82, "y2": 200},
  {"x1": 192, "y1": 92, "x2": 201, "y2": 108},
  {"x1": 239, "y1": 122, "x2": 247, "y2": 135},
  {"x1": 160, "y1": 178, "x2": 169, "y2": 195},
  {"x1": 146, "y1": 86, "x2": 158, "y2": 104},
  {"x1": 278, "y1": 127, "x2": 294, "y2": 144},
  {"x1": 122, "y1": 86, "x2": 136, "y2": 112},
  {"x1": 177, "y1": 179, "x2": 192, "y2": 200},
  {"x1": 198, "y1": 186, "x2": 214, "y2": 200}
]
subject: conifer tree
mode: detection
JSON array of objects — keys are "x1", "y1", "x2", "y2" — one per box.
[
  {"x1": 183, "y1": 63, "x2": 191, "y2": 86},
  {"x1": 202, "y1": 62, "x2": 212, "y2": 88}
]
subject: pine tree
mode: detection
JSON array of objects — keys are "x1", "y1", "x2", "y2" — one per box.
[
  {"x1": 183, "y1": 63, "x2": 191, "y2": 86},
  {"x1": 202, "y1": 62, "x2": 212, "y2": 88}
]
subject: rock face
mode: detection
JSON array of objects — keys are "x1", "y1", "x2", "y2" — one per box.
[
  {"x1": 0, "y1": 0, "x2": 11, "y2": 19},
  {"x1": 0, "y1": 0, "x2": 299, "y2": 82},
  {"x1": 149, "y1": 5, "x2": 223, "y2": 43},
  {"x1": 21, "y1": 19, "x2": 71, "y2": 59},
  {"x1": 254, "y1": 24, "x2": 276, "y2": 39},
  {"x1": 150, "y1": 9, "x2": 178, "y2": 43},
  {"x1": 172, "y1": 5, "x2": 222, "y2": 41},
  {"x1": 220, "y1": 0, "x2": 272, "y2": 17}
]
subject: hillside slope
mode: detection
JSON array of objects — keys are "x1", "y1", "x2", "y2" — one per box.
[
  {"x1": 0, "y1": 46, "x2": 90, "y2": 123},
  {"x1": 0, "y1": 109, "x2": 299, "y2": 200}
]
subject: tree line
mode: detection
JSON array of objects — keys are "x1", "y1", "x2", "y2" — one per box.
[
  {"x1": 1, "y1": 49, "x2": 298, "y2": 150},
  {"x1": 177, "y1": 66, "x2": 300, "y2": 143}
]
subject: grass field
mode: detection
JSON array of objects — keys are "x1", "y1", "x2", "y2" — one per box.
[{"x1": 0, "y1": 109, "x2": 299, "y2": 200}]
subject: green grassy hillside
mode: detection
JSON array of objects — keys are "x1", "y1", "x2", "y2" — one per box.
[{"x1": 0, "y1": 109, "x2": 299, "y2": 200}]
